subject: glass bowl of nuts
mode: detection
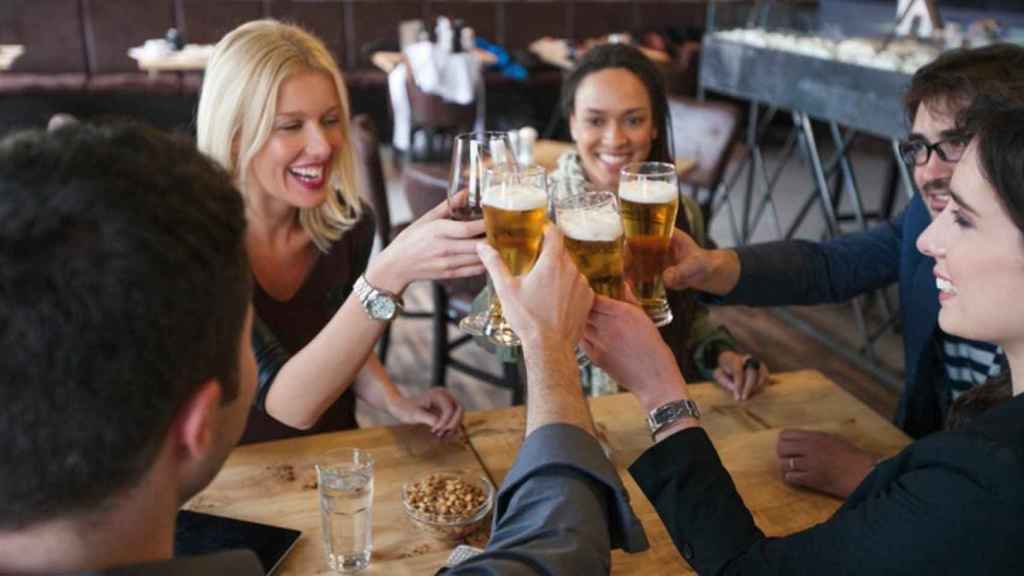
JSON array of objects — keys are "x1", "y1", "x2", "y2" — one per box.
[{"x1": 401, "y1": 469, "x2": 494, "y2": 541}]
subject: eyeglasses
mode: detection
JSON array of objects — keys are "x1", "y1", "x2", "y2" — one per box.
[{"x1": 898, "y1": 135, "x2": 968, "y2": 167}]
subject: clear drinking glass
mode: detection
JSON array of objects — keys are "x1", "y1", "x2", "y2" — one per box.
[
  {"x1": 316, "y1": 448, "x2": 374, "y2": 574},
  {"x1": 554, "y1": 188, "x2": 626, "y2": 301},
  {"x1": 554, "y1": 186, "x2": 625, "y2": 392},
  {"x1": 447, "y1": 131, "x2": 518, "y2": 337},
  {"x1": 618, "y1": 161, "x2": 679, "y2": 327},
  {"x1": 481, "y1": 164, "x2": 549, "y2": 346}
]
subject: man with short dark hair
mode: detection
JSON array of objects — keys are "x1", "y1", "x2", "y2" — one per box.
[
  {"x1": 0, "y1": 122, "x2": 261, "y2": 574},
  {"x1": 661, "y1": 44, "x2": 1024, "y2": 498},
  {"x1": 0, "y1": 122, "x2": 648, "y2": 575}
]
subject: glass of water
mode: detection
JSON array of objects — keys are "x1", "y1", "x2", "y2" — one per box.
[{"x1": 316, "y1": 448, "x2": 374, "y2": 574}]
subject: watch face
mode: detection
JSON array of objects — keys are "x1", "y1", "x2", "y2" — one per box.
[{"x1": 369, "y1": 297, "x2": 396, "y2": 320}]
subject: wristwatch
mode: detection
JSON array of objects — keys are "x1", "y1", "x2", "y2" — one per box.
[
  {"x1": 647, "y1": 398, "x2": 701, "y2": 439},
  {"x1": 353, "y1": 274, "x2": 404, "y2": 321}
]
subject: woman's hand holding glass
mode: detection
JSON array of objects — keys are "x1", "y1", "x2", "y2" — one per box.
[{"x1": 365, "y1": 192, "x2": 486, "y2": 295}]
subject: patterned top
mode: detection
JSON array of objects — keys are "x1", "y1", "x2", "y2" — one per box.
[{"x1": 941, "y1": 332, "x2": 1005, "y2": 401}]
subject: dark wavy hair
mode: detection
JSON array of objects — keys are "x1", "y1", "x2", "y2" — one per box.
[
  {"x1": 905, "y1": 43, "x2": 1024, "y2": 121},
  {"x1": 0, "y1": 122, "x2": 250, "y2": 528},
  {"x1": 945, "y1": 98, "x2": 1024, "y2": 429},
  {"x1": 560, "y1": 42, "x2": 674, "y2": 164}
]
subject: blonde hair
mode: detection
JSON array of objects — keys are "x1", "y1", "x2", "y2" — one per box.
[{"x1": 197, "y1": 19, "x2": 362, "y2": 251}]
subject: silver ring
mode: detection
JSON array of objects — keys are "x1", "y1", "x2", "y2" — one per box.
[{"x1": 789, "y1": 457, "x2": 796, "y2": 471}]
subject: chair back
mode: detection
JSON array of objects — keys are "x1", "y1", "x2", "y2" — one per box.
[
  {"x1": 351, "y1": 113, "x2": 392, "y2": 244},
  {"x1": 402, "y1": 161, "x2": 449, "y2": 220},
  {"x1": 668, "y1": 96, "x2": 742, "y2": 191},
  {"x1": 403, "y1": 161, "x2": 485, "y2": 300},
  {"x1": 406, "y1": 72, "x2": 476, "y2": 131}
]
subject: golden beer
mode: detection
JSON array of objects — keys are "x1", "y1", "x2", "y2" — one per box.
[
  {"x1": 481, "y1": 181, "x2": 548, "y2": 344},
  {"x1": 619, "y1": 179, "x2": 678, "y2": 323},
  {"x1": 565, "y1": 236, "x2": 625, "y2": 299},
  {"x1": 557, "y1": 198, "x2": 625, "y2": 300},
  {"x1": 483, "y1": 183, "x2": 548, "y2": 275}
]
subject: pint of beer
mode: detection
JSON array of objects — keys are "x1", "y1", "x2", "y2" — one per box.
[
  {"x1": 619, "y1": 162, "x2": 678, "y2": 327},
  {"x1": 481, "y1": 165, "x2": 549, "y2": 345},
  {"x1": 555, "y1": 191, "x2": 625, "y2": 300},
  {"x1": 449, "y1": 132, "x2": 517, "y2": 339}
]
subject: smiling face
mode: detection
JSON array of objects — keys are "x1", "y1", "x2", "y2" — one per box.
[
  {"x1": 917, "y1": 141, "x2": 1024, "y2": 346},
  {"x1": 910, "y1": 101, "x2": 969, "y2": 219},
  {"x1": 247, "y1": 70, "x2": 343, "y2": 210},
  {"x1": 569, "y1": 67, "x2": 656, "y2": 188}
]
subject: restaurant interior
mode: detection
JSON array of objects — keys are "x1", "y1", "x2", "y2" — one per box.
[{"x1": 3, "y1": 0, "x2": 1024, "y2": 574}]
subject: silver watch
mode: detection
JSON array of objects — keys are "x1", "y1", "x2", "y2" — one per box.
[
  {"x1": 647, "y1": 398, "x2": 701, "y2": 439},
  {"x1": 353, "y1": 275, "x2": 403, "y2": 321}
]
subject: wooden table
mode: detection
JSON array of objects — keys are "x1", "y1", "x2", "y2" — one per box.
[
  {"x1": 0, "y1": 45, "x2": 24, "y2": 71},
  {"x1": 189, "y1": 370, "x2": 909, "y2": 574},
  {"x1": 463, "y1": 369, "x2": 910, "y2": 574},
  {"x1": 533, "y1": 139, "x2": 696, "y2": 178},
  {"x1": 185, "y1": 423, "x2": 491, "y2": 575}
]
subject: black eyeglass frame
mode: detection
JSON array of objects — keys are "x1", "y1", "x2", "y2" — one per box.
[{"x1": 898, "y1": 134, "x2": 969, "y2": 167}]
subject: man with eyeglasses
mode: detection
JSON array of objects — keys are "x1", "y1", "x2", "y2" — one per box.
[{"x1": 658, "y1": 44, "x2": 1024, "y2": 499}]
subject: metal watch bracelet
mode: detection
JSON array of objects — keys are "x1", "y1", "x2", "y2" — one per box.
[{"x1": 647, "y1": 398, "x2": 701, "y2": 440}]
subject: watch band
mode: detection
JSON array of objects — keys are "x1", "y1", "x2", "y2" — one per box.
[
  {"x1": 647, "y1": 398, "x2": 701, "y2": 440},
  {"x1": 353, "y1": 274, "x2": 403, "y2": 320}
]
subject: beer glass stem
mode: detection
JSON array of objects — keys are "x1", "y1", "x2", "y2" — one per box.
[{"x1": 482, "y1": 291, "x2": 521, "y2": 347}]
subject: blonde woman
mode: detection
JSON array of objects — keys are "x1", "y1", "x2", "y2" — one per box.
[{"x1": 197, "y1": 20, "x2": 484, "y2": 443}]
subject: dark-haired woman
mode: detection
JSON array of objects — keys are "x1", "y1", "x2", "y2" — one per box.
[
  {"x1": 554, "y1": 43, "x2": 769, "y2": 399},
  {"x1": 589, "y1": 98, "x2": 1024, "y2": 575}
]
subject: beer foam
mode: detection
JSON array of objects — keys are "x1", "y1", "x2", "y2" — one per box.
[
  {"x1": 559, "y1": 208, "x2": 623, "y2": 242},
  {"x1": 618, "y1": 180, "x2": 677, "y2": 204},
  {"x1": 483, "y1": 184, "x2": 548, "y2": 211}
]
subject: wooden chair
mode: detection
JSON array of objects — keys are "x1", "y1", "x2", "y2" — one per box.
[
  {"x1": 404, "y1": 69, "x2": 476, "y2": 161},
  {"x1": 668, "y1": 95, "x2": 744, "y2": 223},
  {"x1": 403, "y1": 162, "x2": 523, "y2": 403},
  {"x1": 352, "y1": 114, "x2": 521, "y2": 402},
  {"x1": 351, "y1": 113, "x2": 427, "y2": 365}
]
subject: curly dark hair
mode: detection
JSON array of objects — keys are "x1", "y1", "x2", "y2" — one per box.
[
  {"x1": 0, "y1": 122, "x2": 250, "y2": 529},
  {"x1": 560, "y1": 42, "x2": 674, "y2": 164}
]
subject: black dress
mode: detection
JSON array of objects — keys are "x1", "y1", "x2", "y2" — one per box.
[{"x1": 241, "y1": 213, "x2": 375, "y2": 445}]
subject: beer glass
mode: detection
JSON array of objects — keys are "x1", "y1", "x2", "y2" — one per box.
[
  {"x1": 618, "y1": 162, "x2": 679, "y2": 327},
  {"x1": 447, "y1": 132, "x2": 518, "y2": 337},
  {"x1": 481, "y1": 164, "x2": 549, "y2": 346},
  {"x1": 554, "y1": 189, "x2": 625, "y2": 301}
]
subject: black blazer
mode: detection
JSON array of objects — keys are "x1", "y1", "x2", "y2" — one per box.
[{"x1": 629, "y1": 393, "x2": 1024, "y2": 575}]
